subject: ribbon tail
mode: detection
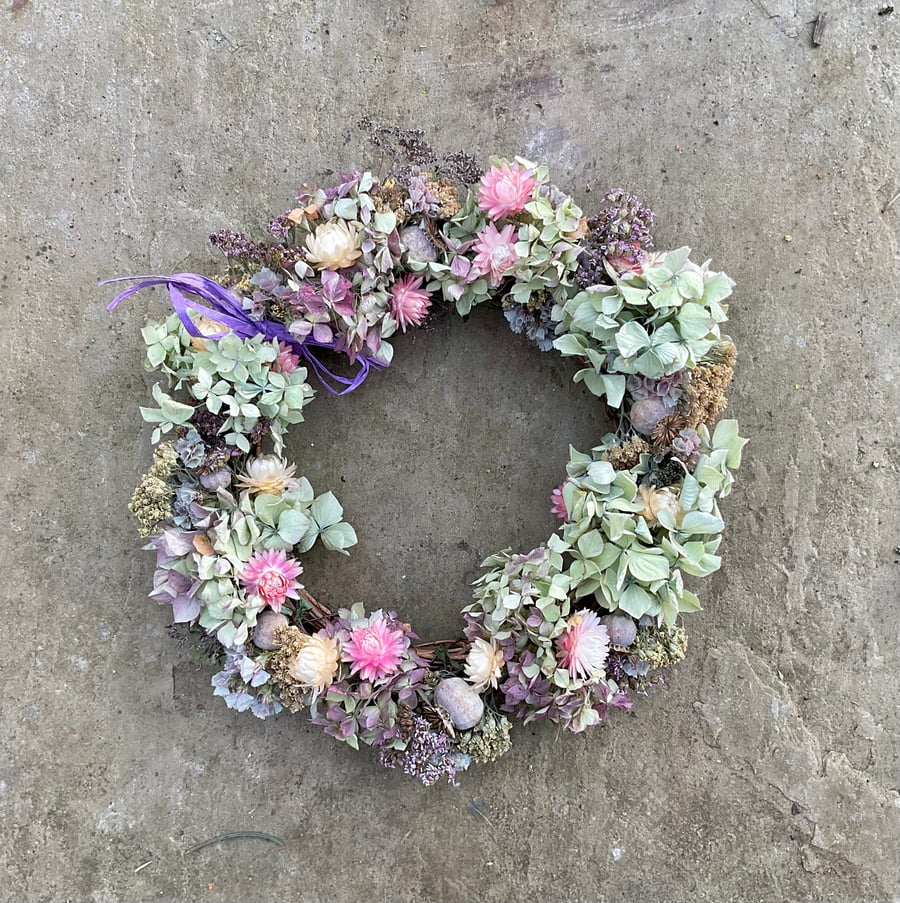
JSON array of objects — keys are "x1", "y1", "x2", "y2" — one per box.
[
  {"x1": 290, "y1": 340, "x2": 384, "y2": 396},
  {"x1": 104, "y1": 271, "x2": 387, "y2": 395}
]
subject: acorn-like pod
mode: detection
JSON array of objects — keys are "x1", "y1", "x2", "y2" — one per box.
[
  {"x1": 600, "y1": 613, "x2": 637, "y2": 648},
  {"x1": 629, "y1": 397, "x2": 668, "y2": 436},
  {"x1": 434, "y1": 677, "x2": 484, "y2": 730},
  {"x1": 399, "y1": 226, "x2": 438, "y2": 263},
  {"x1": 252, "y1": 611, "x2": 289, "y2": 650}
]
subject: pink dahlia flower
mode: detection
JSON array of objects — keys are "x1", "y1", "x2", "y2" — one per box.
[
  {"x1": 556, "y1": 609, "x2": 610, "y2": 680},
  {"x1": 551, "y1": 483, "x2": 569, "y2": 520},
  {"x1": 273, "y1": 341, "x2": 299, "y2": 374},
  {"x1": 343, "y1": 617, "x2": 406, "y2": 681},
  {"x1": 240, "y1": 549, "x2": 303, "y2": 612},
  {"x1": 390, "y1": 274, "x2": 432, "y2": 332},
  {"x1": 478, "y1": 161, "x2": 536, "y2": 219},
  {"x1": 472, "y1": 223, "x2": 519, "y2": 286}
]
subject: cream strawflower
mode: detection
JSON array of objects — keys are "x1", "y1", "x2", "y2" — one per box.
[
  {"x1": 189, "y1": 315, "x2": 229, "y2": 352},
  {"x1": 464, "y1": 637, "x2": 505, "y2": 690},
  {"x1": 637, "y1": 484, "x2": 684, "y2": 526},
  {"x1": 304, "y1": 220, "x2": 362, "y2": 270},
  {"x1": 236, "y1": 455, "x2": 299, "y2": 495},
  {"x1": 287, "y1": 633, "x2": 341, "y2": 691}
]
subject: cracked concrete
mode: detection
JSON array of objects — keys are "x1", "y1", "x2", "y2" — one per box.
[{"x1": 1, "y1": 1, "x2": 899, "y2": 901}]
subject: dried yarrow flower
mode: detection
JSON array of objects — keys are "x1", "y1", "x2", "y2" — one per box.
[
  {"x1": 128, "y1": 443, "x2": 178, "y2": 537},
  {"x1": 456, "y1": 713, "x2": 513, "y2": 764},
  {"x1": 268, "y1": 625, "x2": 314, "y2": 713},
  {"x1": 427, "y1": 178, "x2": 461, "y2": 218},
  {"x1": 372, "y1": 179, "x2": 410, "y2": 224},
  {"x1": 682, "y1": 361, "x2": 734, "y2": 429},
  {"x1": 632, "y1": 623, "x2": 688, "y2": 670},
  {"x1": 605, "y1": 438, "x2": 652, "y2": 471}
]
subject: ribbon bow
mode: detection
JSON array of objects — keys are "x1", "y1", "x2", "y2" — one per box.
[{"x1": 101, "y1": 273, "x2": 385, "y2": 395}]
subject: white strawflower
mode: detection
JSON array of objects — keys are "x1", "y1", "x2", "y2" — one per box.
[
  {"x1": 304, "y1": 220, "x2": 361, "y2": 270},
  {"x1": 464, "y1": 637, "x2": 505, "y2": 690},
  {"x1": 236, "y1": 455, "x2": 299, "y2": 496},
  {"x1": 287, "y1": 634, "x2": 340, "y2": 692},
  {"x1": 637, "y1": 485, "x2": 684, "y2": 526}
]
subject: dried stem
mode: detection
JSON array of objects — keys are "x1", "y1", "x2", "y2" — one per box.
[
  {"x1": 413, "y1": 639, "x2": 470, "y2": 662},
  {"x1": 297, "y1": 587, "x2": 334, "y2": 621}
]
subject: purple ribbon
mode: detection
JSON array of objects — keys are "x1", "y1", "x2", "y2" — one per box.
[{"x1": 101, "y1": 273, "x2": 385, "y2": 395}]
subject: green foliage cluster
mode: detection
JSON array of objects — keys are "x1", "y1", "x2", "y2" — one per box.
[
  {"x1": 557, "y1": 419, "x2": 746, "y2": 625},
  {"x1": 553, "y1": 247, "x2": 734, "y2": 405},
  {"x1": 468, "y1": 419, "x2": 745, "y2": 642},
  {"x1": 139, "y1": 318, "x2": 314, "y2": 453}
]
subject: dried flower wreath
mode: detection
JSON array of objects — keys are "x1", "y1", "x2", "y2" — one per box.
[{"x1": 107, "y1": 147, "x2": 745, "y2": 785}]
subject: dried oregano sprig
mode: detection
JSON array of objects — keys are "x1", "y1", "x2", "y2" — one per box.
[{"x1": 110, "y1": 151, "x2": 744, "y2": 785}]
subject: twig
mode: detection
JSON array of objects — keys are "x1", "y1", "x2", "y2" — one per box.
[
  {"x1": 133, "y1": 860, "x2": 154, "y2": 874},
  {"x1": 297, "y1": 587, "x2": 334, "y2": 621},
  {"x1": 812, "y1": 11, "x2": 827, "y2": 46},
  {"x1": 185, "y1": 831, "x2": 285, "y2": 854},
  {"x1": 413, "y1": 639, "x2": 470, "y2": 661},
  {"x1": 882, "y1": 189, "x2": 900, "y2": 214}
]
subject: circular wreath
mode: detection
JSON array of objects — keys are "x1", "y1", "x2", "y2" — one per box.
[{"x1": 107, "y1": 150, "x2": 746, "y2": 786}]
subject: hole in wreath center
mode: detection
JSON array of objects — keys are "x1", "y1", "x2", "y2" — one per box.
[{"x1": 286, "y1": 304, "x2": 613, "y2": 640}]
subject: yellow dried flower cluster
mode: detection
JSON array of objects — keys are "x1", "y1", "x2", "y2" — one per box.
[
  {"x1": 268, "y1": 625, "x2": 312, "y2": 713},
  {"x1": 426, "y1": 178, "x2": 461, "y2": 218},
  {"x1": 605, "y1": 437, "x2": 652, "y2": 471},
  {"x1": 457, "y1": 714, "x2": 512, "y2": 764},
  {"x1": 128, "y1": 443, "x2": 178, "y2": 537},
  {"x1": 372, "y1": 179, "x2": 410, "y2": 225},
  {"x1": 633, "y1": 623, "x2": 688, "y2": 670},
  {"x1": 682, "y1": 341, "x2": 737, "y2": 429}
]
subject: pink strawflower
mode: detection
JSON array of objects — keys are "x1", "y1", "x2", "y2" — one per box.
[
  {"x1": 343, "y1": 616, "x2": 406, "y2": 681},
  {"x1": 390, "y1": 274, "x2": 432, "y2": 332},
  {"x1": 551, "y1": 483, "x2": 569, "y2": 520},
  {"x1": 239, "y1": 549, "x2": 303, "y2": 612},
  {"x1": 273, "y1": 341, "x2": 299, "y2": 374},
  {"x1": 478, "y1": 161, "x2": 537, "y2": 219},
  {"x1": 606, "y1": 245, "x2": 648, "y2": 275},
  {"x1": 556, "y1": 609, "x2": 610, "y2": 680},
  {"x1": 472, "y1": 223, "x2": 519, "y2": 286}
]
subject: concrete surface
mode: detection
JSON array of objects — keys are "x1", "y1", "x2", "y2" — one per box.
[{"x1": 1, "y1": 1, "x2": 899, "y2": 901}]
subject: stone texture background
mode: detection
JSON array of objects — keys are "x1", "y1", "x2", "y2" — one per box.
[{"x1": 1, "y1": 1, "x2": 899, "y2": 901}]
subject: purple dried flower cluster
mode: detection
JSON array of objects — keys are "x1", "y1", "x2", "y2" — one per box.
[
  {"x1": 211, "y1": 645, "x2": 283, "y2": 719},
  {"x1": 575, "y1": 189, "x2": 655, "y2": 287},
  {"x1": 671, "y1": 428, "x2": 702, "y2": 465},
  {"x1": 379, "y1": 716, "x2": 464, "y2": 786},
  {"x1": 404, "y1": 174, "x2": 441, "y2": 217},
  {"x1": 357, "y1": 119, "x2": 436, "y2": 166},
  {"x1": 436, "y1": 150, "x2": 483, "y2": 186},
  {"x1": 209, "y1": 229, "x2": 266, "y2": 262},
  {"x1": 498, "y1": 649, "x2": 633, "y2": 733},
  {"x1": 627, "y1": 370, "x2": 687, "y2": 410},
  {"x1": 503, "y1": 295, "x2": 557, "y2": 352}
]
